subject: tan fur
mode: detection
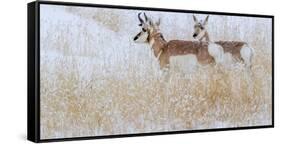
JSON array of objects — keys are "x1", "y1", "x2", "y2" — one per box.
[
  {"x1": 215, "y1": 41, "x2": 246, "y2": 61},
  {"x1": 135, "y1": 13, "x2": 215, "y2": 69},
  {"x1": 192, "y1": 15, "x2": 249, "y2": 63},
  {"x1": 148, "y1": 32, "x2": 214, "y2": 69}
]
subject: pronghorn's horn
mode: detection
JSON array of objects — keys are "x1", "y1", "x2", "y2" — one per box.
[
  {"x1": 144, "y1": 12, "x2": 148, "y2": 22},
  {"x1": 143, "y1": 12, "x2": 153, "y2": 25},
  {"x1": 138, "y1": 12, "x2": 144, "y2": 23}
]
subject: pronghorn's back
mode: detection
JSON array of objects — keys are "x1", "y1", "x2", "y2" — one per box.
[{"x1": 215, "y1": 41, "x2": 247, "y2": 60}]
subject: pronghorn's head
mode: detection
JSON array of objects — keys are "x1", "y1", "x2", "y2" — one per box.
[
  {"x1": 192, "y1": 15, "x2": 209, "y2": 41},
  {"x1": 133, "y1": 12, "x2": 161, "y2": 43}
]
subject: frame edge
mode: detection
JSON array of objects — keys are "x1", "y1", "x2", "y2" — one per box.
[
  {"x1": 28, "y1": 1, "x2": 40, "y2": 143},
  {"x1": 29, "y1": 0, "x2": 274, "y2": 142}
]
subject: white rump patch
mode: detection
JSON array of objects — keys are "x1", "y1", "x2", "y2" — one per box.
[{"x1": 240, "y1": 44, "x2": 254, "y2": 68}]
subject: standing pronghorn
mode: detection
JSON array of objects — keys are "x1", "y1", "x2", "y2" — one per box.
[
  {"x1": 192, "y1": 15, "x2": 254, "y2": 68},
  {"x1": 133, "y1": 12, "x2": 223, "y2": 70}
]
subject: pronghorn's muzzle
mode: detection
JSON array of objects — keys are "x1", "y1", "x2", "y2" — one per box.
[
  {"x1": 193, "y1": 33, "x2": 198, "y2": 38},
  {"x1": 133, "y1": 32, "x2": 142, "y2": 41}
]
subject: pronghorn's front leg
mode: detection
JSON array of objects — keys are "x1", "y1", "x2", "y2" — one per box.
[{"x1": 159, "y1": 54, "x2": 170, "y2": 70}]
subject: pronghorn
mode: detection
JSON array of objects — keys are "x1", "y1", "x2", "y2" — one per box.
[
  {"x1": 192, "y1": 15, "x2": 254, "y2": 68},
  {"x1": 133, "y1": 12, "x2": 223, "y2": 70}
]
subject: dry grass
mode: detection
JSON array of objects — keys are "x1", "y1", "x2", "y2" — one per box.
[{"x1": 39, "y1": 5, "x2": 272, "y2": 139}]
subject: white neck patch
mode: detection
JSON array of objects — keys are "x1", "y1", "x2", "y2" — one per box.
[
  {"x1": 196, "y1": 29, "x2": 207, "y2": 41},
  {"x1": 149, "y1": 38, "x2": 155, "y2": 47}
]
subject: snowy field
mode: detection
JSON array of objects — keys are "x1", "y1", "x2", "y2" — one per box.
[{"x1": 39, "y1": 4, "x2": 272, "y2": 139}]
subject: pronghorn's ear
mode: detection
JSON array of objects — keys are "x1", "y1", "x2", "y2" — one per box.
[
  {"x1": 203, "y1": 15, "x2": 209, "y2": 25},
  {"x1": 193, "y1": 15, "x2": 198, "y2": 23},
  {"x1": 156, "y1": 18, "x2": 161, "y2": 26}
]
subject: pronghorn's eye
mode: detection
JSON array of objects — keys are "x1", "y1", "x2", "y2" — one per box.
[
  {"x1": 138, "y1": 23, "x2": 142, "y2": 26},
  {"x1": 142, "y1": 28, "x2": 147, "y2": 32},
  {"x1": 196, "y1": 23, "x2": 204, "y2": 30}
]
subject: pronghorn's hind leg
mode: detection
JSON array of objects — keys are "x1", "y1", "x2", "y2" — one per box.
[{"x1": 240, "y1": 44, "x2": 254, "y2": 69}]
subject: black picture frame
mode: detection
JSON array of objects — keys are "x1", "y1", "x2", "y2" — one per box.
[{"x1": 28, "y1": 0, "x2": 274, "y2": 143}]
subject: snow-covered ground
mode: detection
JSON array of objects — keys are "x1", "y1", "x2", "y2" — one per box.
[{"x1": 39, "y1": 4, "x2": 272, "y2": 139}]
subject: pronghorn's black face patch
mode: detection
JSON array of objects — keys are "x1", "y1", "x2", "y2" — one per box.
[
  {"x1": 133, "y1": 28, "x2": 150, "y2": 43},
  {"x1": 142, "y1": 28, "x2": 147, "y2": 32},
  {"x1": 133, "y1": 26, "x2": 149, "y2": 42},
  {"x1": 133, "y1": 32, "x2": 142, "y2": 41}
]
